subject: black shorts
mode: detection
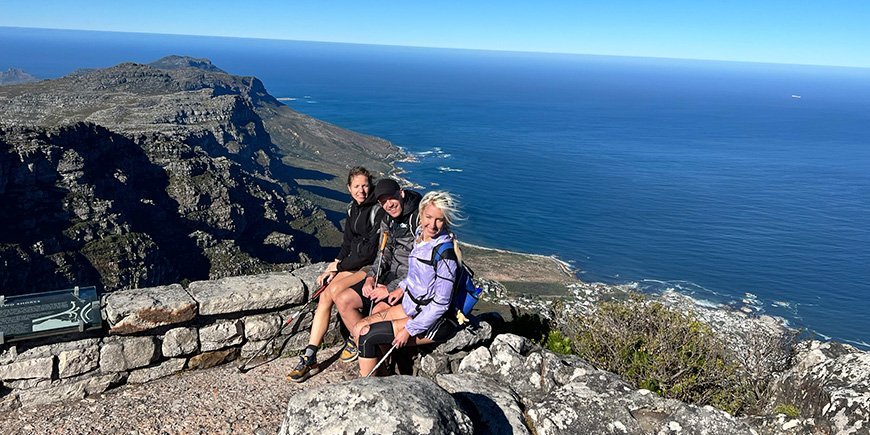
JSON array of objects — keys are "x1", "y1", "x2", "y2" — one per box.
[
  {"x1": 418, "y1": 316, "x2": 460, "y2": 342},
  {"x1": 350, "y1": 278, "x2": 374, "y2": 315}
]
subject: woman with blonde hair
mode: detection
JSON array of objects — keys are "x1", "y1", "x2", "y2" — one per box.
[{"x1": 351, "y1": 190, "x2": 465, "y2": 377}]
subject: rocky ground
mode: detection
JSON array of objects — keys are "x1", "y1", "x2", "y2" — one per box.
[{"x1": 0, "y1": 344, "x2": 355, "y2": 435}]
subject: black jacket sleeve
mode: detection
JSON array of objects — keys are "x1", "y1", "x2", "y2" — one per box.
[{"x1": 336, "y1": 206, "x2": 354, "y2": 263}]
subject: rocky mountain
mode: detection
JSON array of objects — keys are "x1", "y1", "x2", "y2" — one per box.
[
  {"x1": 0, "y1": 68, "x2": 38, "y2": 86},
  {"x1": 0, "y1": 56, "x2": 401, "y2": 295}
]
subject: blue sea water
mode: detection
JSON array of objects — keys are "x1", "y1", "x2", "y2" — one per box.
[{"x1": 2, "y1": 28, "x2": 869, "y2": 347}]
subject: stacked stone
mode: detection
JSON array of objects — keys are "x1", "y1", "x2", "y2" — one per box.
[{"x1": 0, "y1": 263, "x2": 328, "y2": 411}]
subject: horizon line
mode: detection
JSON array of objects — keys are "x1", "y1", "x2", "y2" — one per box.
[{"x1": 3, "y1": 25, "x2": 869, "y2": 72}]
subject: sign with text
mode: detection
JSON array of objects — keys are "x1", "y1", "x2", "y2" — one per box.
[{"x1": 0, "y1": 286, "x2": 102, "y2": 344}]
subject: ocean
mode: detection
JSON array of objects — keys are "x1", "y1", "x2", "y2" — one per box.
[{"x1": 2, "y1": 27, "x2": 869, "y2": 348}]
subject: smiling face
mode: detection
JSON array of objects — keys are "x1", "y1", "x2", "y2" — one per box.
[
  {"x1": 420, "y1": 203, "x2": 446, "y2": 240},
  {"x1": 378, "y1": 191, "x2": 404, "y2": 218},
  {"x1": 347, "y1": 174, "x2": 370, "y2": 204}
]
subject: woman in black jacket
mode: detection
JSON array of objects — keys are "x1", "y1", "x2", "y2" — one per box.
[{"x1": 288, "y1": 166, "x2": 384, "y2": 382}]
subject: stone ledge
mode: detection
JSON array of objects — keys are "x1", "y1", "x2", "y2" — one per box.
[
  {"x1": 103, "y1": 284, "x2": 197, "y2": 334},
  {"x1": 188, "y1": 272, "x2": 304, "y2": 316}
]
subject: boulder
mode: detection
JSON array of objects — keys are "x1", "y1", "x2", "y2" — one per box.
[
  {"x1": 58, "y1": 345, "x2": 100, "y2": 378},
  {"x1": 243, "y1": 313, "x2": 282, "y2": 341},
  {"x1": 436, "y1": 373, "x2": 531, "y2": 435},
  {"x1": 199, "y1": 319, "x2": 244, "y2": 352},
  {"x1": 765, "y1": 340, "x2": 870, "y2": 434},
  {"x1": 188, "y1": 348, "x2": 239, "y2": 370},
  {"x1": 290, "y1": 262, "x2": 328, "y2": 291},
  {"x1": 279, "y1": 375, "x2": 473, "y2": 435},
  {"x1": 161, "y1": 326, "x2": 199, "y2": 357},
  {"x1": 0, "y1": 356, "x2": 53, "y2": 381},
  {"x1": 16, "y1": 372, "x2": 126, "y2": 407},
  {"x1": 128, "y1": 358, "x2": 186, "y2": 384},
  {"x1": 188, "y1": 272, "x2": 304, "y2": 315},
  {"x1": 103, "y1": 284, "x2": 197, "y2": 334},
  {"x1": 99, "y1": 336, "x2": 158, "y2": 373}
]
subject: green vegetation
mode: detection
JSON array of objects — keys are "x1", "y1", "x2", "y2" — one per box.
[
  {"x1": 555, "y1": 294, "x2": 755, "y2": 415},
  {"x1": 543, "y1": 330, "x2": 572, "y2": 355},
  {"x1": 773, "y1": 403, "x2": 800, "y2": 418}
]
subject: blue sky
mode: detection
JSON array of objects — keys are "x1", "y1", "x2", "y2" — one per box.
[{"x1": 2, "y1": 0, "x2": 869, "y2": 68}]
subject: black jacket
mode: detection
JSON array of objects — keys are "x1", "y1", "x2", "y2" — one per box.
[
  {"x1": 336, "y1": 192, "x2": 385, "y2": 272},
  {"x1": 367, "y1": 189, "x2": 422, "y2": 290}
]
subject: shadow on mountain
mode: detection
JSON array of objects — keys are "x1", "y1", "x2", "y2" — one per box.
[{"x1": 298, "y1": 184, "x2": 351, "y2": 204}]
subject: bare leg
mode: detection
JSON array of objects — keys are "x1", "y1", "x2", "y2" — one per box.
[
  {"x1": 334, "y1": 285, "x2": 366, "y2": 336},
  {"x1": 307, "y1": 271, "x2": 363, "y2": 347},
  {"x1": 356, "y1": 305, "x2": 410, "y2": 377}
]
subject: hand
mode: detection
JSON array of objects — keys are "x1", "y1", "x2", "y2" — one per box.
[
  {"x1": 316, "y1": 270, "x2": 336, "y2": 287},
  {"x1": 387, "y1": 288, "x2": 404, "y2": 305},
  {"x1": 393, "y1": 328, "x2": 411, "y2": 348},
  {"x1": 362, "y1": 277, "x2": 375, "y2": 297},
  {"x1": 370, "y1": 284, "x2": 389, "y2": 302},
  {"x1": 325, "y1": 260, "x2": 339, "y2": 273}
]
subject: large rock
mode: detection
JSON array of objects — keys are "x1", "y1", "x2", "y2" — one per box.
[
  {"x1": 199, "y1": 319, "x2": 244, "y2": 352},
  {"x1": 103, "y1": 284, "x2": 197, "y2": 334},
  {"x1": 128, "y1": 358, "x2": 186, "y2": 384},
  {"x1": 436, "y1": 373, "x2": 531, "y2": 435},
  {"x1": 16, "y1": 372, "x2": 126, "y2": 407},
  {"x1": 279, "y1": 376, "x2": 473, "y2": 435},
  {"x1": 99, "y1": 336, "x2": 158, "y2": 372},
  {"x1": 290, "y1": 262, "x2": 328, "y2": 292},
  {"x1": 188, "y1": 348, "x2": 239, "y2": 370},
  {"x1": 0, "y1": 356, "x2": 53, "y2": 381},
  {"x1": 188, "y1": 272, "x2": 304, "y2": 315},
  {"x1": 243, "y1": 313, "x2": 282, "y2": 341},
  {"x1": 58, "y1": 345, "x2": 100, "y2": 378},
  {"x1": 765, "y1": 340, "x2": 870, "y2": 434},
  {"x1": 161, "y1": 326, "x2": 199, "y2": 357}
]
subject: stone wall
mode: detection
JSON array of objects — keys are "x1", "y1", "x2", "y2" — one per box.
[{"x1": 0, "y1": 263, "x2": 328, "y2": 411}]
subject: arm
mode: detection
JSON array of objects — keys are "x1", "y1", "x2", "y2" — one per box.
[
  {"x1": 336, "y1": 208, "x2": 354, "y2": 263},
  {"x1": 336, "y1": 207, "x2": 383, "y2": 272},
  {"x1": 404, "y1": 257, "x2": 457, "y2": 336}
]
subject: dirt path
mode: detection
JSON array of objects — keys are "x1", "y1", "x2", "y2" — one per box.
[{"x1": 0, "y1": 345, "x2": 356, "y2": 435}]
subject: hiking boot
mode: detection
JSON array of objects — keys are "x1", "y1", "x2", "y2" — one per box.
[
  {"x1": 340, "y1": 340, "x2": 359, "y2": 363},
  {"x1": 287, "y1": 355, "x2": 319, "y2": 382}
]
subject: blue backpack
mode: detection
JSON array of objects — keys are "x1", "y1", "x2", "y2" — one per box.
[{"x1": 430, "y1": 239, "x2": 483, "y2": 320}]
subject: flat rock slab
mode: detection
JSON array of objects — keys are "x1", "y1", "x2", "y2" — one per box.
[
  {"x1": 189, "y1": 273, "x2": 304, "y2": 315},
  {"x1": 103, "y1": 284, "x2": 197, "y2": 334},
  {"x1": 280, "y1": 375, "x2": 473, "y2": 435}
]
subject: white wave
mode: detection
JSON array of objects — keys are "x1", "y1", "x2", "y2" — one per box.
[
  {"x1": 276, "y1": 97, "x2": 297, "y2": 101},
  {"x1": 417, "y1": 151, "x2": 434, "y2": 156},
  {"x1": 441, "y1": 153, "x2": 452, "y2": 158},
  {"x1": 429, "y1": 182, "x2": 440, "y2": 186},
  {"x1": 771, "y1": 300, "x2": 793, "y2": 309},
  {"x1": 306, "y1": 101, "x2": 318, "y2": 104},
  {"x1": 438, "y1": 166, "x2": 463, "y2": 173}
]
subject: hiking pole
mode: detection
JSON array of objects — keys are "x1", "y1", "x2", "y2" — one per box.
[
  {"x1": 365, "y1": 344, "x2": 397, "y2": 378},
  {"x1": 237, "y1": 281, "x2": 330, "y2": 373},
  {"x1": 369, "y1": 231, "x2": 390, "y2": 317}
]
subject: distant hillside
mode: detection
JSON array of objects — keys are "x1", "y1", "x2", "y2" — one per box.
[
  {"x1": 0, "y1": 56, "x2": 403, "y2": 294},
  {"x1": 0, "y1": 68, "x2": 38, "y2": 85}
]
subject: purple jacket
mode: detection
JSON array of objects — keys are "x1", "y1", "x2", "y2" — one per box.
[{"x1": 398, "y1": 230, "x2": 457, "y2": 337}]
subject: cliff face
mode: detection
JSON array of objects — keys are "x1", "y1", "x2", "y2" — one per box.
[{"x1": 0, "y1": 56, "x2": 399, "y2": 294}]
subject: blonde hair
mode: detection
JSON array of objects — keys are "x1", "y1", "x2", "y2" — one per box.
[{"x1": 419, "y1": 190, "x2": 465, "y2": 261}]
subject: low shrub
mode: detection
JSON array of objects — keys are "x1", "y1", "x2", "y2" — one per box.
[
  {"x1": 555, "y1": 293, "x2": 755, "y2": 415},
  {"x1": 773, "y1": 403, "x2": 800, "y2": 418}
]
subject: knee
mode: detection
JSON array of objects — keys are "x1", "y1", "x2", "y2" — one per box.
[
  {"x1": 359, "y1": 321, "x2": 394, "y2": 358},
  {"x1": 316, "y1": 291, "x2": 333, "y2": 308},
  {"x1": 335, "y1": 289, "x2": 357, "y2": 310},
  {"x1": 354, "y1": 324, "x2": 369, "y2": 340}
]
